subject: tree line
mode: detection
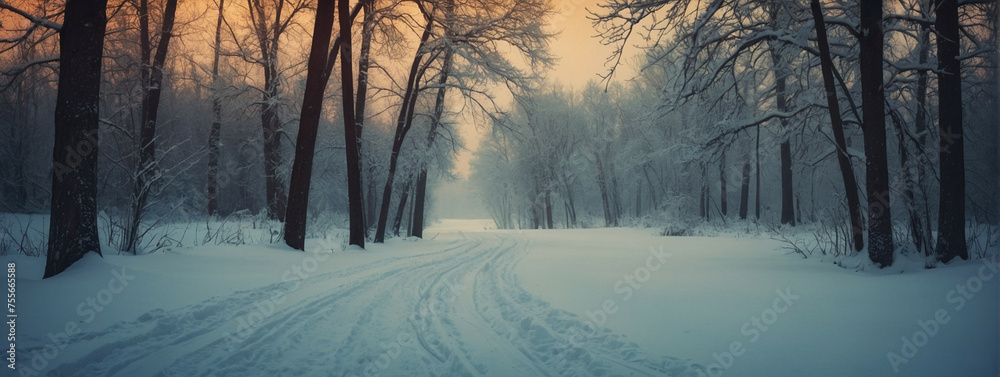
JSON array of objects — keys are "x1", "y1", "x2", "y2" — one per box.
[
  {"x1": 472, "y1": 0, "x2": 997, "y2": 268},
  {"x1": 0, "y1": 0, "x2": 554, "y2": 277}
]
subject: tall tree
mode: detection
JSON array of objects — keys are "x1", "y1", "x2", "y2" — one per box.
[
  {"x1": 122, "y1": 0, "x2": 180, "y2": 254},
  {"x1": 207, "y1": 0, "x2": 226, "y2": 217},
  {"x1": 0, "y1": 1, "x2": 58, "y2": 214},
  {"x1": 283, "y1": 1, "x2": 362, "y2": 249},
  {"x1": 892, "y1": 0, "x2": 934, "y2": 259},
  {"x1": 755, "y1": 124, "x2": 761, "y2": 220},
  {"x1": 933, "y1": 0, "x2": 968, "y2": 262},
  {"x1": 766, "y1": 2, "x2": 796, "y2": 226},
  {"x1": 373, "y1": 15, "x2": 435, "y2": 243},
  {"x1": 242, "y1": 0, "x2": 310, "y2": 221},
  {"x1": 739, "y1": 156, "x2": 750, "y2": 220},
  {"x1": 409, "y1": 46, "x2": 452, "y2": 238},
  {"x1": 354, "y1": 0, "x2": 376, "y2": 233},
  {"x1": 410, "y1": 5, "x2": 455, "y2": 238},
  {"x1": 44, "y1": 0, "x2": 109, "y2": 278},
  {"x1": 860, "y1": 0, "x2": 894, "y2": 267},
  {"x1": 339, "y1": 0, "x2": 365, "y2": 247},
  {"x1": 719, "y1": 150, "x2": 727, "y2": 216},
  {"x1": 402, "y1": 0, "x2": 553, "y2": 238},
  {"x1": 283, "y1": 0, "x2": 336, "y2": 250},
  {"x1": 811, "y1": 0, "x2": 864, "y2": 252},
  {"x1": 911, "y1": 1, "x2": 933, "y2": 259},
  {"x1": 390, "y1": 180, "x2": 412, "y2": 236}
]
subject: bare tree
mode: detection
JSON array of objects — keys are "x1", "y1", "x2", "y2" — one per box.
[
  {"x1": 593, "y1": 0, "x2": 812, "y2": 226},
  {"x1": 860, "y1": 0, "x2": 894, "y2": 267},
  {"x1": 207, "y1": 0, "x2": 227, "y2": 217},
  {"x1": 282, "y1": 1, "x2": 363, "y2": 249},
  {"x1": 283, "y1": 0, "x2": 337, "y2": 250},
  {"x1": 117, "y1": 0, "x2": 180, "y2": 254},
  {"x1": 373, "y1": 11, "x2": 435, "y2": 243},
  {"x1": 410, "y1": 0, "x2": 555, "y2": 237},
  {"x1": 811, "y1": 0, "x2": 864, "y2": 252},
  {"x1": 409, "y1": 43, "x2": 453, "y2": 237},
  {"x1": 765, "y1": 1, "x2": 796, "y2": 226},
  {"x1": 719, "y1": 150, "x2": 727, "y2": 216},
  {"x1": 738, "y1": 156, "x2": 750, "y2": 220},
  {"x1": 44, "y1": 0, "x2": 108, "y2": 278},
  {"x1": 225, "y1": 0, "x2": 312, "y2": 221},
  {"x1": 933, "y1": 0, "x2": 968, "y2": 262},
  {"x1": 582, "y1": 82, "x2": 623, "y2": 227},
  {"x1": 339, "y1": 0, "x2": 365, "y2": 247},
  {"x1": 0, "y1": 3, "x2": 58, "y2": 213}
]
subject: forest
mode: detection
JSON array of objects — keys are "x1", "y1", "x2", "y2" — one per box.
[
  {"x1": 473, "y1": 0, "x2": 999, "y2": 269},
  {"x1": 0, "y1": 0, "x2": 997, "y2": 279}
]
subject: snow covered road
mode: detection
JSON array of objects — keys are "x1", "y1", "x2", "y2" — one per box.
[
  {"x1": 14, "y1": 220, "x2": 998, "y2": 377},
  {"x1": 21, "y1": 229, "x2": 698, "y2": 377}
]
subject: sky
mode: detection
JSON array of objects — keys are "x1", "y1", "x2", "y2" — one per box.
[
  {"x1": 546, "y1": 0, "x2": 622, "y2": 90},
  {"x1": 450, "y1": 0, "x2": 622, "y2": 179},
  {"x1": 438, "y1": 0, "x2": 623, "y2": 218}
]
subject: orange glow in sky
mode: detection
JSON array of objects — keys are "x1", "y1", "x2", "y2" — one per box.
[
  {"x1": 547, "y1": 0, "x2": 624, "y2": 89},
  {"x1": 453, "y1": 0, "x2": 632, "y2": 178}
]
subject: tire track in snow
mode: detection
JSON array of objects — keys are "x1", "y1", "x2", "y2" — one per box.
[
  {"x1": 41, "y1": 232, "x2": 703, "y2": 376},
  {"x1": 161, "y1": 237, "x2": 489, "y2": 377},
  {"x1": 470, "y1": 232, "x2": 703, "y2": 377},
  {"x1": 42, "y1": 239, "x2": 478, "y2": 377}
]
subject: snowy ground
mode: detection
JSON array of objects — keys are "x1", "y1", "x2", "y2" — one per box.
[{"x1": 9, "y1": 219, "x2": 999, "y2": 377}]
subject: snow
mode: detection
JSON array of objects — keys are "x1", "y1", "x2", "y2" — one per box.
[
  {"x1": 516, "y1": 228, "x2": 999, "y2": 376},
  {"x1": 9, "y1": 219, "x2": 998, "y2": 376}
]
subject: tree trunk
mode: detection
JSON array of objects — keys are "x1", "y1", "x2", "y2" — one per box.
[
  {"x1": 126, "y1": 0, "x2": 179, "y2": 254},
  {"x1": 45, "y1": 0, "x2": 108, "y2": 278},
  {"x1": 933, "y1": 0, "x2": 968, "y2": 262},
  {"x1": 411, "y1": 169, "x2": 428, "y2": 236},
  {"x1": 755, "y1": 125, "x2": 761, "y2": 220},
  {"x1": 323, "y1": 3, "x2": 362, "y2": 84},
  {"x1": 796, "y1": 194, "x2": 802, "y2": 224},
  {"x1": 596, "y1": 153, "x2": 613, "y2": 226},
  {"x1": 914, "y1": 17, "x2": 932, "y2": 258},
  {"x1": 373, "y1": 18, "x2": 434, "y2": 242},
  {"x1": 642, "y1": 165, "x2": 659, "y2": 211},
  {"x1": 700, "y1": 165, "x2": 709, "y2": 221},
  {"x1": 564, "y1": 202, "x2": 571, "y2": 227},
  {"x1": 544, "y1": 190, "x2": 553, "y2": 229},
  {"x1": 895, "y1": 106, "x2": 923, "y2": 254},
  {"x1": 739, "y1": 156, "x2": 750, "y2": 220},
  {"x1": 250, "y1": 0, "x2": 287, "y2": 222},
  {"x1": 366, "y1": 173, "x2": 377, "y2": 229},
  {"x1": 811, "y1": 0, "x2": 864, "y2": 251},
  {"x1": 563, "y1": 174, "x2": 578, "y2": 227},
  {"x1": 635, "y1": 185, "x2": 641, "y2": 218},
  {"x1": 609, "y1": 160, "x2": 622, "y2": 226},
  {"x1": 532, "y1": 183, "x2": 542, "y2": 229},
  {"x1": 283, "y1": 0, "x2": 337, "y2": 250},
  {"x1": 391, "y1": 179, "x2": 412, "y2": 236},
  {"x1": 778, "y1": 110, "x2": 795, "y2": 225},
  {"x1": 411, "y1": 31, "x2": 456, "y2": 239},
  {"x1": 407, "y1": 185, "x2": 416, "y2": 236},
  {"x1": 356, "y1": 0, "x2": 374, "y2": 236},
  {"x1": 207, "y1": 0, "x2": 225, "y2": 217},
  {"x1": 339, "y1": 0, "x2": 365, "y2": 247},
  {"x1": 860, "y1": 0, "x2": 894, "y2": 267},
  {"x1": 911, "y1": 16, "x2": 934, "y2": 258},
  {"x1": 767, "y1": 5, "x2": 795, "y2": 226},
  {"x1": 720, "y1": 150, "x2": 727, "y2": 216},
  {"x1": 354, "y1": 0, "x2": 373, "y2": 141},
  {"x1": 261, "y1": 74, "x2": 286, "y2": 221}
]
